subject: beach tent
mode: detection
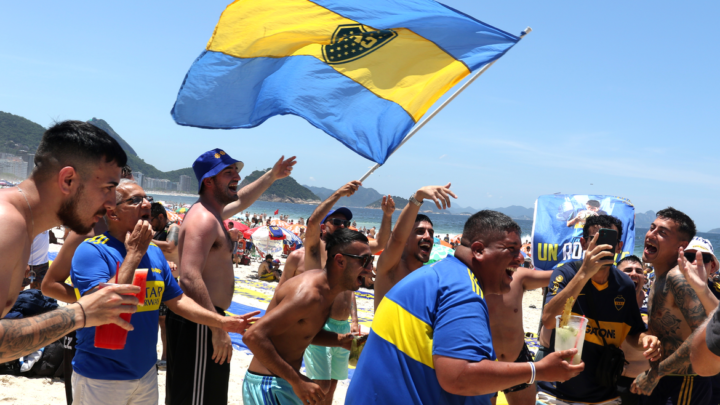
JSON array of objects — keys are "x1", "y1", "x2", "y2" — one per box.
[{"x1": 427, "y1": 244, "x2": 455, "y2": 265}]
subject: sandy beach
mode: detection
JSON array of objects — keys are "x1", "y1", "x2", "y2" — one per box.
[{"x1": 1, "y1": 230, "x2": 544, "y2": 405}]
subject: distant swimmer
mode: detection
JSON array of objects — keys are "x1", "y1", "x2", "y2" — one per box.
[{"x1": 242, "y1": 229, "x2": 372, "y2": 405}]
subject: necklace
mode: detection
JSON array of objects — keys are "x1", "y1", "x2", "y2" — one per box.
[{"x1": 16, "y1": 185, "x2": 34, "y2": 238}]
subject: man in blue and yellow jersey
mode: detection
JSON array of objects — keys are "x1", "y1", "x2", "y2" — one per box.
[
  {"x1": 538, "y1": 215, "x2": 661, "y2": 405},
  {"x1": 346, "y1": 210, "x2": 585, "y2": 405},
  {"x1": 70, "y1": 180, "x2": 256, "y2": 405}
]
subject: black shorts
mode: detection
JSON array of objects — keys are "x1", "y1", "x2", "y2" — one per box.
[
  {"x1": 22, "y1": 262, "x2": 49, "y2": 287},
  {"x1": 495, "y1": 342, "x2": 535, "y2": 397},
  {"x1": 640, "y1": 375, "x2": 711, "y2": 405},
  {"x1": 166, "y1": 307, "x2": 230, "y2": 405}
]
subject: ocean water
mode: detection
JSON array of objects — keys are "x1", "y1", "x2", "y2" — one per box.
[{"x1": 148, "y1": 194, "x2": 720, "y2": 257}]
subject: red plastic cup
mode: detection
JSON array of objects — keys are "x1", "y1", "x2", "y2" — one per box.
[
  {"x1": 94, "y1": 283, "x2": 133, "y2": 350},
  {"x1": 133, "y1": 269, "x2": 148, "y2": 306}
]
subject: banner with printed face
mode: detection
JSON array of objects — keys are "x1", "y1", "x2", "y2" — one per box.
[{"x1": 531, "y1": 194, "x2": 635, "y2": 270}]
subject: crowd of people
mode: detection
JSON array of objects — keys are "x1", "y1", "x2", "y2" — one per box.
[{"x1": 1, "y1": 121, "x2": 720, "y2": 405}]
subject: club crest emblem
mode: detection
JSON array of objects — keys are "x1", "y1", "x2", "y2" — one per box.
[
  {"x1": 614, "y1": 295, "x2": 625, "y2": 311},
  {"x1": 322, "y1": 24, "x2": 397, "y2": 65}
]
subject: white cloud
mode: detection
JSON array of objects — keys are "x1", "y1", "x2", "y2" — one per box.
[{"x1": 309, "y1": 177, "x2": 315, "y2": 181}]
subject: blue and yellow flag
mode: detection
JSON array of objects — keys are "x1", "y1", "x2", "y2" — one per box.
[{"x1": 172, "y1": 0, "x2": 521, "y2": 163}]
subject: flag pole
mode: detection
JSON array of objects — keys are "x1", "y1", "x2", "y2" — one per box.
[{"x1": 359, "y1": 27, "x2": 532, "y2": 183}]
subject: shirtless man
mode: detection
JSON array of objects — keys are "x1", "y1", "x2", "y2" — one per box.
[
  {"x1": 0, "y1": 120, "x2": 139, "y2": 363},
  {"x1": 373, "y1": 183, "x2": 456, "y2": 310},
  {"x1": 631, "y1": 208, "x2": 711, "y2": 404},
  {"x1": 486, "y1": 267, "x2": 552, "y2": 404},
  {"x1": 166, "y1": 149, "x2": 296, "y2": 405},
  {"x1": 242, "y1": 229, "x2": 372, "y2": 405},
  {"x1": 227, "y1": 221, "x2": 241, "y2": 266},
  {"x1": 258, "y1": 254, "x2": 281, "y2": 282},
  {"x1": 278, "y1": 181, "x2": 394, "y2": 404}
]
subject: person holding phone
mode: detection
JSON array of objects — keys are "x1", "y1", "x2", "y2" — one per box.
[{"x1": 537, "y1": 215, "x2": 661, "y2": 405}]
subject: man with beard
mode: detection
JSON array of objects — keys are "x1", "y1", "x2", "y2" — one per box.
[
  {"x1": 373, "y1": 183, "x2": 456, "y2": 310},
  {"x1": 631, "y1": 208, "x2": 711, "y2": 404},
  {"x1": 242, "y1": 229, "x2": 371, "y2": 405},
  {"x1": 277, "y1": 181, "x2": 394, "y2": 405},
  {"x1": 70, "y1": 180, "x2": 257, "y2": 404},
  {"x1": 166, "y1": 149, "x2": 295, "y2": 405},
  {"x1": 347, "y1": 211, "x2": 585, "y2": 405},
  {"x1": 0, "y1": 120, "x2": 139, "y2": 363}
]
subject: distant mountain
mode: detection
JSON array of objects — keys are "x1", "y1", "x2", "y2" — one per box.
[
  {"x1": 87, "y1": 118, "x2": 137, "y2": 156},
  {"x1": 304, "y1": 185, "x2": 383, "y2": 207},
  {"x1": 0, "y1": 111, "x2": 45, "y2": 154},
  {"x1": 243, "y1": 170, "x2": 320, "y2": 203},
  {"x1": 485, "y1": 205, "x2": 534, "y2": 220},
  {"x1": 366, "y1": 196, "x2": 462, "y2": 215},
  {"x1": 635, "y1": 210, "x2": 656, "y2": 228},
  {"x1": 708, "y1": 228, "x2": 720, "y2": 234}
]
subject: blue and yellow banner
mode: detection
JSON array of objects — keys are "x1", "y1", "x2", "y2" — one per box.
[
  {"x1": 532, "y1": 195, "x2": 636, "y2": 270},
  {"x1": 172, "y1": 0, "x2": 520, "y2": 163}
]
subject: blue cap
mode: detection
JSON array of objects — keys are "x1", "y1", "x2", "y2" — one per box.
[
  {"x1": 322, "y1": 207, "x2": 353, "y2": 223},
  {"x1": 192, "y1": 148, "x2": 244, "y2": 193}
]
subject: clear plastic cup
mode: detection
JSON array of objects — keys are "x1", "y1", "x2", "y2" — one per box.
[
  {"x1": 554, "y1": 315, "x2": 588, "y2": 365},
  {"x1": 132, "y1": 269, "x2": 148, "y2": 306},
  {"x1": 94, "y1": 283, "x2": 133, "y2": 350}
]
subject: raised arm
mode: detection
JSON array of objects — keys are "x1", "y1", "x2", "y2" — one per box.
[
  {"x1": 41, "y1": 230, "x2": 90, "y2": 303},
  {"x1": 520, "y1": 268, "x2": 553, "y2": 291},
  {"x1": 305, "y1": 181, "x2": 361, "y2": 271},
  {"x1": 368, "y1": 196, "x2": 395, "y2": 254},
  {"x1": 222, "y1": 156, "x2": 296, "y2": 219},
  {"x1": 677, "y1": 247, "x2": 719, "y2": 316},
  {"x1": 541, "y1": 236, "x2": 613, "y2": 329}
]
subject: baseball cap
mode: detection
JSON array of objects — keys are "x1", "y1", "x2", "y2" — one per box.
[
  {"x1": 322, "y1": 207, "x2": 353, "y2": 223},
  {"x1": 192, "y1": 148, "x2": 244, "y2": 193},
  {"x1": 685, "y1": 236, "x2": 719, "y2": 268}
]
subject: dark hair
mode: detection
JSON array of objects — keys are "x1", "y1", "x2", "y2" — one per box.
[
  {"x1": 121, "y1": 165, "x2": 133, "y2": 179},
  {"x1": 325, "y1": 228, "x2": 369, "y2": 258},
  {"x1": 656, "y1": 207, "x2": 696, "y2": 241},
  {"x1": 462, "y1": 210, "x2": 521, "y2": 245},
  {"x1": 34, "y1": 120, "x2": 127, "y2": 181},
  {"x1": 583, "y1": 215, "x2": 624, "y2": 241},
  {"x1": 228, "y1": 222, "x2": 234, "y2": 228},
  {"x1": 150, "y1": 202, "x2": 167, "y2": 219},
  {"x1": 617, "y1": 255, "x2": 642, "y2": 268},
  {"x1": 586, "y1": 200, "x2": 601, "y2": 208},
  {"x1": 415, "y1": 214, "x2": 433, "y2": 227},
  {"x1": 266, "y1": 254, "x2": 273, "y2": 260}
]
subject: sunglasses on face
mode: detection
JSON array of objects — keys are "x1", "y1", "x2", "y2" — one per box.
[
  {"x1": 341, "y1": 253, "x2": 374, "y2": 268},
  {"x1": 119, "y1": 195, "x2": 154, "y2": 206},
  {"x1": 684, "y1": 251, "x2": 714, "y2": 265},
  {"x1": 326, "y1": 218, "x2": 352, "y2": 228}
]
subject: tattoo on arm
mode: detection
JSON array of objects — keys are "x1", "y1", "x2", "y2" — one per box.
[
  {"x1": 168, "y1": 226, "x2": 179, "y2": 245},
  {"x1": 0, "y1": 307, "x2": 76, "y2": 362},
  {"x1": 669, "y1": 273, "x2": 707, "y2": 329},
  {"x1": 658, "y1": 333, "x2": 694, "y2": 376}
]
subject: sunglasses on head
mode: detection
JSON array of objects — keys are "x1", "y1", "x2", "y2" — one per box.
[
  {"x1": 326, "y1": 218, "x2": 352, "y2": 228},
  {"x1": 341, "y1": 253, "x2": 374, "y2": 268},
  {"x1": 119, "y1": 195, "x2": 154, "y2": 206},
  {"x1": 684, "y1": 251, "x2": 714, "y2": 265}
]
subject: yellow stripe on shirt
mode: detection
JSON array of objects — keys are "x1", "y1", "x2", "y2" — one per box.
[
  {"x1": 372, "y1": 297, "x2": 434, "y2": 369},
  {"x1": 207, "y1": 0, "x2": 470, "y2": 122}
]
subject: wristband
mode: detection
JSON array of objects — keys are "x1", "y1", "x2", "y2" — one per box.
[
  {"x1": 76, "y1": 302, "x2": 87, "y2": 329},
  {"x1": 527, "y1": 362, "x2": 536, "y2": 385}
]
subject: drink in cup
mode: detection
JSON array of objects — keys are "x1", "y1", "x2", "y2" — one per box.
[
  {"x1": 94, "y1": 283, "x2": 133, "y2": 350},
  {"x1": 554, "y1": 314, "x2": 588, "y2": 365},
  {"x1": 132, "y1": 269, "x2": 148, "y2": 306}
]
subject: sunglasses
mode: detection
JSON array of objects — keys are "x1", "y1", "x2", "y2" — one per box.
[
  {"x1": 684, "y1": 251, "x2": 714, "y2": 265},
  {"x1": 341, "y1": 253, "x2": 374, "y2": 268},
  {"x1": 119, "y1": 195, "x2": 154, "y2": 206},
  {"x1": 326, "y1": 218, "x2": 352, "y2": 228}
]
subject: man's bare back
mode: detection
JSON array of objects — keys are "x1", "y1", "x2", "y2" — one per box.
[
  {"x1": 248, "y1": 270, "x2": 335, "y2": 374},
  {"x1": 179, "y1": 202, "x2": 235, "y2": 310},
  {"x1": 486, "y1": 268, "x2": 551, "y2": 362}
]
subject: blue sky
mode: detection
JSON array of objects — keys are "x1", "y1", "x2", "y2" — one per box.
[{"x1": 2, "y1": 1, "x2": 719, "y2": 230}]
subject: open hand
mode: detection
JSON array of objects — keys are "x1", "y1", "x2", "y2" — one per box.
[
  {"x1": 641, "y1": 335, "x2": 662, "y2": 361},
  {"x1": 222, "y1": 310, "x2": 261, "y2": 335},
  {"x1": 579, "y1": 234, "x2": 615, "y2": 278},
  {"x1": 381, "y1": 195, "x2": 396, "y2": 216},
  {"x1": 210, "y1": 328, "x2": 233, "y2": 365},
  {"x1": 678, "y1": 247, "x2": 709, "y2": 294},
  {"x1": 270, "y1": 156, "x2": 297, "y2": 181},
  {"x1": 415, "y1": 183, "x2": 458, "y2": 210}
]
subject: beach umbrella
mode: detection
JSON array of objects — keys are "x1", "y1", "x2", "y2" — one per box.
[
  {"x1": 440, "y1": 240, "x2": 452, "y2": 248},
  {"x1": 250, "y1": 226, "x2": 284, "y2": 257},
  {"x1": 277, "y1": 228, "x2": 303, "y2": 248},
  {"x1": 165, "y1": 210, "x2": 183, "y2": 224},
  {"x1": 224, "y1": 219, "x2": 249, "y2": 233},
  {"x1": 287, "y1": 223, "x2": 306, "y2": 236},
  {"x1": 176, "y1": 207, "x2": 188, "y2": 214},
  {"x1": 270, "y1": 219, "x2": 291, "y2": 229},
  {"x1": 427, "y1": 244, "x2": 455, "y2": 265},
  {"x1": 243, "y1": 226, "x2": 261, "y2": 240}
]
